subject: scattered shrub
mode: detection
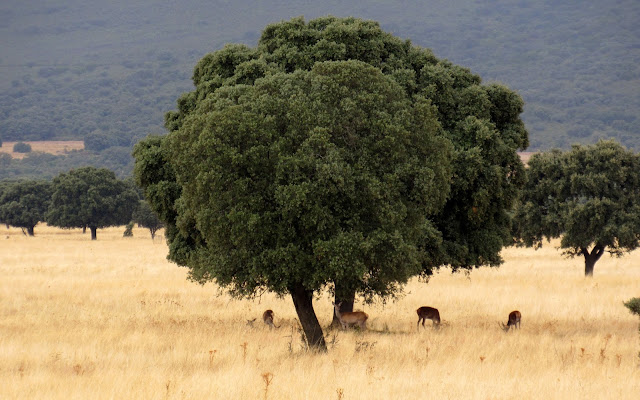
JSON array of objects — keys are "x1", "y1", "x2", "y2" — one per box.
[
  {"x1": 624, "y1": 297, "x2": 640, "y2": 317},
  {"x1": 123, "y1": 221, "x2": 134, "y2": 237},
  {"x1": 13, "y1": 142, "x2": 32, "y2": 153}
]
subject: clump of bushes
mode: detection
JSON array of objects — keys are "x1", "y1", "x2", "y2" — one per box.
[{"x1": 13, "y1": 142, "x2": 32, "y2": 153}]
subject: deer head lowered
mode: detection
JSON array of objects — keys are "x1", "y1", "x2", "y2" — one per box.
[
  {"x1": 501, "y1": 310, "x2": 521, "y2": 332},
  {"x1": 417, "y1": 306, "x2": 441, "y2": 330}
]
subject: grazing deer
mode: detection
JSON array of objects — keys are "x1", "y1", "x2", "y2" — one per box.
[
  {"x1": 501, "y1": 310, "x2": 521, "y2": 332},
  {"x1": 262, "y1": 309, "x2": 280, "y2": 329},
  {"x1": 332, "y1": 302, "x2": 368, "y2": 330},
  {"x1": 417, "y1": 306, "x2": 441, "y2": 329}
]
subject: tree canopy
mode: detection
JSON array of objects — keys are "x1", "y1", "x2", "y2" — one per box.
[
  {"x1": 135, "y1": 16, "x2": 528, "y2": 350},
  {"x1": 0, "y1": 179, "x2": 52, "y2": 235},
  {"x1": 513, "y1": 140, "x2": 640, "y2": 276},
  {"x1": 47, "y1": 166, "x2": 139, "y2": 240}
]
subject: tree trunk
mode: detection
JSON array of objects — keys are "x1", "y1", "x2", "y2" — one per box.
[
  {"x1": 150, "y1": 227, "x2": 157, "y2": 240},
  {"x1": 82, "y1": 226, "x2": 87, "y2": 234},
  {"x1": 27, "y1": 226, "x2": 35, "y2": 236},
  {"x1": 90, "y1": 226, "x2": 97, "y2": 240},
  {"x1": 289, "y1": 283, "x2": 327, "y2": 352},
  {"x1": 582, "y1": 244, "x2": 604, "y2": 277},
  {"x1": 331, "y1": 283, "x2": 355, "y2": 328}
]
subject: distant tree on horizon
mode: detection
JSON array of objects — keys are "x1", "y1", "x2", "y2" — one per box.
[{"x1": 13, "y1": 142, "x2": 32, "y2": 153}]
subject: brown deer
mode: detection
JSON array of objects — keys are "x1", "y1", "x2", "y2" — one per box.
[
  {"x1": 501, "y1": 310, "x2": 521, "y2": 332},
  {"x1": 262, "y1": 309, "x2": 280, "y2": 329},
  {"x1": 332, "y1": 302, "x2": 368, "y2": 330},
  {"x1": 416, "y1": 306, "x2": 441, "y2": 329}
]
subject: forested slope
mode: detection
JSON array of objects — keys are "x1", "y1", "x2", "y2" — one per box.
[{"x1": 0, "y1": 0, "x2": 638, "y2": 178}]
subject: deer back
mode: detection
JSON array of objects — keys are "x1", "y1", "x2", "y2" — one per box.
[
  {"x1": 338, "y1": 311, "x2": 369, "y2": 324},
  {"x1": 417, "y1": 306, "x2": 440, "y2": 323}
]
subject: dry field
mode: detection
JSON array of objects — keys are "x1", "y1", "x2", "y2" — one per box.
[
  {"x1": 0, "y1": 141, "x2": 84, "y2": 159},
  {"x1": 0, "y1": 224, "x2": 638, "y2": 399}
]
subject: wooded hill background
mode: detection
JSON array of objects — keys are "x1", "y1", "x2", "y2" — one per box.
[{"x1": 1, "y1": 0, "x2": 638, "y2": 179}]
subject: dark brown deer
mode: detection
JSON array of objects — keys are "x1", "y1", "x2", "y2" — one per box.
[
  {"x1": 417, "y1": 306, "x2": 441, "y2": 329},
  {"x1": 262, "y1": 309, "x2": 280, "y2": 329},
  {"x1": 501, "y1": 310, "x2": 521, "y2": 332},
  {"x1": 333, "y1": 302, "x2": 368, "y2": 330}
]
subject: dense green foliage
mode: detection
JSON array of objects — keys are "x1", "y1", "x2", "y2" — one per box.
[
  {"x1": 513, "y1": 140, "x2": 640, "y2": 276},
  {"x1": 0, "y1": 0, "x2": 637, "y2": 180},
  {"x1": 0, "y1": 180, "x2": 52, "y2": 235},
  {"x1": 47, "y1": 167, "x2": 139, "y2": 240},
  {"x1": 132, "y1": 135, "x2": 184, "y2": 255},
  {"x1": 135, "y1": 17, "x2": 527, "y2": 349}
]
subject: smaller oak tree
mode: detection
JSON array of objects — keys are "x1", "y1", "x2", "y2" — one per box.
[
  {"x1": 513, "y1": 140, "x2": 640, "y2": 276},
  {"x1": 0, "y1": 180, "x2": 52, "y2": 235},
  {"x1": 47, "y1": 167, "x2": 139, "y2": 240}
]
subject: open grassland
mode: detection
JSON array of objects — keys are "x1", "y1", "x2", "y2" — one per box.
[
  {"x1": 1, "y1": 225, "x2": 638, "y2": 399},
  {"x1": 0, "y1": 141, "x2": 84, "y2": 159}
]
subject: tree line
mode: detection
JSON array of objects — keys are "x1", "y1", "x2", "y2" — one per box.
[
  {"x1": 1, "y1": 0, "x2": 638, "y2": 184},
  {"x1": 0, "y1": 166, "x2": 163, "y2": 240}
]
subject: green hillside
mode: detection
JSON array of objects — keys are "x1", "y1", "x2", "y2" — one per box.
[{"x1": 0, "y1": 0, "x2": 638, "y2": 178}]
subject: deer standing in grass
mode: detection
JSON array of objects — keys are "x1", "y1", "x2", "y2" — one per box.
[
  {"x1": 333, "y1": 302, "x2": 368, "y2": 330},
  {"x1": 501, "y1": 310, "x2": 521, "y2": 332},
  {"x1": 416, "y1": 306, "x2": 441, "y2": 329},
  {"x1": 262, "y1": 309, "x2": 280, "y2": 329}
]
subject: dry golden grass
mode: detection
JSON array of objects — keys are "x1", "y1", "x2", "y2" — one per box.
[
  {"x1": 0, "y1": 141, "x2": 84, "y2": 159},
  {"x1": 1, "y1": 224, "x2": 638, "y2": 399}
]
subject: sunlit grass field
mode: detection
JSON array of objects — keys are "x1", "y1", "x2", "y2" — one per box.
[
  {"x1": 1, "y1": 224, "x2": 638, "y2": 399},
  {"x1": 0, "y1": 141, "x2": 84, "y2": 159}
]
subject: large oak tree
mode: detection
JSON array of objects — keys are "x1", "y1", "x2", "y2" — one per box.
[{"x1": 134, "y1": 17, "x2": 528, "y2": 349}]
